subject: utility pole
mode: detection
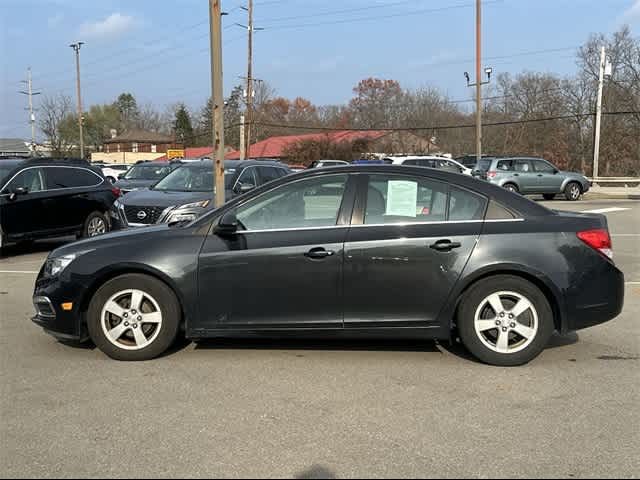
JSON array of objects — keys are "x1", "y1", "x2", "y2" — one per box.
[
  {"x1": 239, "y1": 113, "x2": 246, "y2": 160},
  {"x1": 70, "y1": 42, "x2": 85, "y2": 158},
  {"x1": 210, "y1": 0, "x2": 226, "y2": 207},
  {"x1": 245, "y1": 0, "x2": 254, "y2": 157},
  {"x1": 464, "y1": 0, "x2": 492, "y2": 164},
  {"x1": 593, "y1": 45, "x2": 607, "y2": 180},
  {"x1": 19, "y1": 67, "x2": 41, "y2": 155}
]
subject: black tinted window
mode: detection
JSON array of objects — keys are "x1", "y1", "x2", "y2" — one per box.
[
  {"x1": 45, "y1": 167, "x2": 102, "y2": 189},
  {"x1": 257, "y1": 166, "x2": 281, "y2": 184},
  {"x1": 7, "y1": 168, "x2": 45, "y2": 192},
  {"x1": 403, "y1": 159, "x2": 419, "y2": 166}
]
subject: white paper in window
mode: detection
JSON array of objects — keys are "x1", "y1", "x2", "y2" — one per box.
[{"x1": 386, "y1": 180, "x2": 418, "y2": 217}]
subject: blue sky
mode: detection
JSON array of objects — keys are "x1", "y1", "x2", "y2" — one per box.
[{"x1": 1, "y1": 0, "x2": 639, "y2": 140}]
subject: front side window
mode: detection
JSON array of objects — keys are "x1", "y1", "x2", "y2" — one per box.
[
  {"x1": 45, "y1": 167, "x2": 102, "y2": 189},
  {"x1": 256, "y1": 166, "x2": 281, "y2": 184},
  {"x1": 363, "y1": 174, "x2": 486, "y2": 224},
  {"x1": 532, "y1": 159, "x2": 556, "y2": 173},
  {"x1": 236, "y1": 174, "x2": 348, "y2": 231},
  {"x1": 6, "y1": 168, "x2": 45, "y2": 193}
]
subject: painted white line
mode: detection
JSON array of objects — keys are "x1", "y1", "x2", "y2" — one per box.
[
  {"x1": 0, "y1": 270, "x2": 38, "y2": 274},
  {"x1": 582, "y1": 207, "x2": 631, "y2": 214},
  {"x1": 627, "y1": 282, "x2": 640, "y2": 285},
  {"x1": 611, "y1": 234, "x2": 640, "y2": 237}
]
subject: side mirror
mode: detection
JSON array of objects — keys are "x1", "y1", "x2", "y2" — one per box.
[
  {"x1": 553, "y1": 169, "x2": 560, "y2": 174},
  {"x1": 215, "y1": 211, "x2": 239, "y2": 236},
  {"x1": 8, "y1": 187, "x2": 28, "y2": 201},
  {"x1": 235, "y1": 182, "x2": 256, "y2": 194}
]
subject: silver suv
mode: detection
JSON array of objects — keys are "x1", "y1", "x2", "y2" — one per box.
[{"x1": 483, "y1": 157, "x2": 590, "y2": 201}]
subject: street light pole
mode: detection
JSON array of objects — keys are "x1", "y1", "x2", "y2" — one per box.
[
  {"x1": 475, "y1": 0, "x2": 482, "y2": 164},
  {"x1": 70, "y1": 42, "x2": 85, "y2": 159},
  {"x1": 209, "y1": 0, "x2": 226, "y2": 207},
  {"x1": 593, "y1": 45, "x2": 607, "y2": 180}
]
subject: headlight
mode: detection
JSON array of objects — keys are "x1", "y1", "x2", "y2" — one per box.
[
  {"x1": 167, "y1": 212, "x2": 197, "y2": 223},
  {"x1": 44, "y1": 254, "x2": 78, "y2": 277},
  {"x1": 178, "y1": 200, "x2": 210, "y2": 209}
]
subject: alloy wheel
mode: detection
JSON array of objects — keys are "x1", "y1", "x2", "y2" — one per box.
[
  {"x1": 100, "y1": 289, "x2": 163, "y2": 351},
  {"x1": 569, "y1": 184, "x2": 581, "y2": 200},
  {"x1": 473, "y1": 291, "x2": 539, "y2": 354},
  {"x1": 88, "y1": 217, "x2": 106, "y2": 237}
]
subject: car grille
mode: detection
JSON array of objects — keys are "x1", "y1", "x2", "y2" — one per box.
[{"x1": 124, "y1": 205, "x2": 165, "y2": 225}]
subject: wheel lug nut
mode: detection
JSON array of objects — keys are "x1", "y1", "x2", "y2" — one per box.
[
  {"x1": 502, "y1": 327, "x2": 508, "y2": 332},
  {"x1": 509, "y1": 314, "x2": 514, "y2": 319},
  {"x1": 137, "y1": 316, "x2": 142, "y2": 321},
  {"x1": 499, "y1": 312, "x2": 505, "y2": 318},
  {"x1": 123, "y1": 313, "x2": 128, "y2": 318},
  {"x1": 124, "y1": 322, "x2": 129, "y2": 327},
  {"x1": 510, "y1": 323, "x2": 516, "y2": 328},
  {"x1": 495, "y1": 320, "x2": 501, "y2": 326},
  {"x1": 133, "y1": 324, "x2": 138, "y2": 329}
]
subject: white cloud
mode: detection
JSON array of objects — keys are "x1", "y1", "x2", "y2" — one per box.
[
  {"x1": 48, "y1": 13, "x2": 64, "y2": 28},
  {"x1": 621, "y1": 0, "x2": 640, "y2": 23},
  {"x1": 79, "y1": 13, "x2": 136, "y2": 40}
]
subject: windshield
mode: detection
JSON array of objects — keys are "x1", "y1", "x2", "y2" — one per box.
[
  {"x1": 153, "y1": 166, "x2": 237, "y2": 192},
  {"x1": 123, "y1": 164, "x2": 172, "y2": 180},
  {"x1": 0, "y1": 163, "x2": 20, "y2": 186}
]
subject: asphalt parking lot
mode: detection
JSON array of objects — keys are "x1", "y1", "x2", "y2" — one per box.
[{"x1": 1, "y1": 199, "x2": 639, "y2": 478}]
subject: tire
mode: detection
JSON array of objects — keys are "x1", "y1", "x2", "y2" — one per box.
[
  {"x1": 564, "y1": 182, "x2": 582, "y2": 201},
  {"x1": 503, "y1": 183, "x2": 519, "y2": 194},
  {"x1": 457, "y1": 275, "x2": 554, "y2": 366},
  {"x1": 543, "y1": 194, "x2": 556, "y2": 200},
  {"x1": 87, "y1": 274, "x2": 181, "y2": 361},
  {"x1": 81, "y1": 211, "x2": 108, "y2": 239}
]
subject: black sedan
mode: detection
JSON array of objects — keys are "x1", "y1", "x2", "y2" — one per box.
[{"x1": 32, "y1": 165, "x2": 624, "y2": 365}]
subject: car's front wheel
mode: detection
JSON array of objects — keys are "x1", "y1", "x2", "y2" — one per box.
[
  {"x1": 503, "y1": 183, "x2": 519, "y2": 194},
  {"x1": 87, "y1": 274, "x2": 181, "y2": 361},
  {"x1": 457, "y1": 275, "x2": 554, "y2": 366},
  {"x1": 564, "y1": 182, "x2": 582, "y2": 201}
]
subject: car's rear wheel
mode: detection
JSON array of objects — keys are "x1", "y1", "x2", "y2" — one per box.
[
  {"x1": 503, "y1": 183, "x2": 519, "y2": 194},
  {"x1": 81, "y1": 211, "x2": 108, "y2": 239},
  {"x1": 564, "y1": 182, "x2": 582, "y2": 201},
  {"x1": 457, "y1": 275, "x2": 554, "y2": 366},
  {"x1": 543, "y1": 194, "x2": 556, "y2": 200},
  {"x1": 87, "y1": 274, "x2": 181, "y2": 361}
]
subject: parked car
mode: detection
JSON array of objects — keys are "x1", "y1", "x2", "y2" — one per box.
[
  {"x1": 100, "y1": 164, "x2": 130, "y2": 183},
  {"x1": 33, "y1": 165, "x2": 623, "y2": 365},
  {"x1": 384, "y1": 156, "x2": 473, "y2": 175},
  {"x1": 308, "y1": 160, "x2": 350, "y2": 168},
  {"x1": 110, "y1": 159, "x2": 291, "y2": 228},
  {"x1": 480, "y1": 157, "x2": 590, "y2": 200},
  {"x1": 113, "y1": 161, "x2": 176, "y2": 194},
  {"x1": 455, "y1": 154, "x2": 497, "y2": 169},
  {"x1": 0, "y1": 158, "x2": 120, "y2": 249}
]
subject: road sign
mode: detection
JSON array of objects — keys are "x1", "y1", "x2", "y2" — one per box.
[{"x1": 167, "y1": 149, "x2": 185, "y2": 160}]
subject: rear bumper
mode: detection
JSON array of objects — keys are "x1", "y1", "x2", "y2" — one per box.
[{"x1": 565, "y1": 263, "x2": 624, "y2": 332}]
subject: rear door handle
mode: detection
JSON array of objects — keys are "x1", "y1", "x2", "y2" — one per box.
[
  {"x1": 429, "y1": 239, "x2": 462, "y2": 252},
  {"x1": 305, "y1": 247, "x2": 335, "y2": 259}
]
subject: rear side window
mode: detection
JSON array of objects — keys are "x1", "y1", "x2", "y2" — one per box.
[
  {"x1": 496, "y1": 160, "x2": 514, "y2": 171},
  {"x1": 449, "y1": 187, "x2": 487, "y2": 221},
  {"x1": 45, "y1": 167, "x2": 102, "y2": 189}
]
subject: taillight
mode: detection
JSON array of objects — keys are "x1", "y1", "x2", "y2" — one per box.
[
  {"x1": 577, "y1": 229, "x2": 613, "y2": 260},
  {"x1": 487, "y1": 171, "x2": 497, "y2": 178},
  {"x1": 111, "y1": 186, "x2": 121, "y2": 197}
]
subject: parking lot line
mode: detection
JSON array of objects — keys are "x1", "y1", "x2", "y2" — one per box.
[
  {"x1": 582, "y1": 207, "x2": 631, "y2": 214},
  {"x1": 0, "y1": 270, "x2": 39, "y2": 274}
]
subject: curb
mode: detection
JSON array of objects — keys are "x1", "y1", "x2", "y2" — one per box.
[{"x1": 583, "y1": 193, "x2": 640, "y2": 200}]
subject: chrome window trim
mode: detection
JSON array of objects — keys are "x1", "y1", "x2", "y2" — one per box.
[
  {"x1": 235, "y1": 218, "x2": 525, "y2": 234},
  {"x1": 0, "y1": 165, "x2": 104, "y2": 194}
]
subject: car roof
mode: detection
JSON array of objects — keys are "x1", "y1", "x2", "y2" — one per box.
[
  {"x1": 180, "y1": 159, "x2": 290, "y2": 169},
  {"x1": 291, "y1": 165, "x2": 552, "y2": 217}
]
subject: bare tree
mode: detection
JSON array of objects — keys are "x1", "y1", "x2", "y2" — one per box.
[{"x1": 38, "y1": 94, "x2": 75, "y2": 156}]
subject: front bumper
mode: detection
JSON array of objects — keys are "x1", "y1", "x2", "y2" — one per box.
[{"x1": 32, "y1": 274, "x2": 88, "y2": 341}]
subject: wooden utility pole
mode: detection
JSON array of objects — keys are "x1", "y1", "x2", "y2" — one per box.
[
  {"x1": 70, "y1": 42, "x2": 85, "y2": 158},
  {"x1": 239, "y1": 113, "x2": 246, "y2": 160},
  {"x1": 245, "y1": 0, "x2": 254, "y2": 157},
  {"x1": 475, "y1": 0, "x2": 482, "y2": 163},
  {"x1": 209, "y1": 0, "x2": 225, "y2": 207}
]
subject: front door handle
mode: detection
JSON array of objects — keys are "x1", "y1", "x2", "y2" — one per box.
[
  {"x1": 429, "y1": 239, "x2": 462, "y2": 252},
  {"x1": 305, "y1": 247, "x2": 335, "y2": 259}
]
